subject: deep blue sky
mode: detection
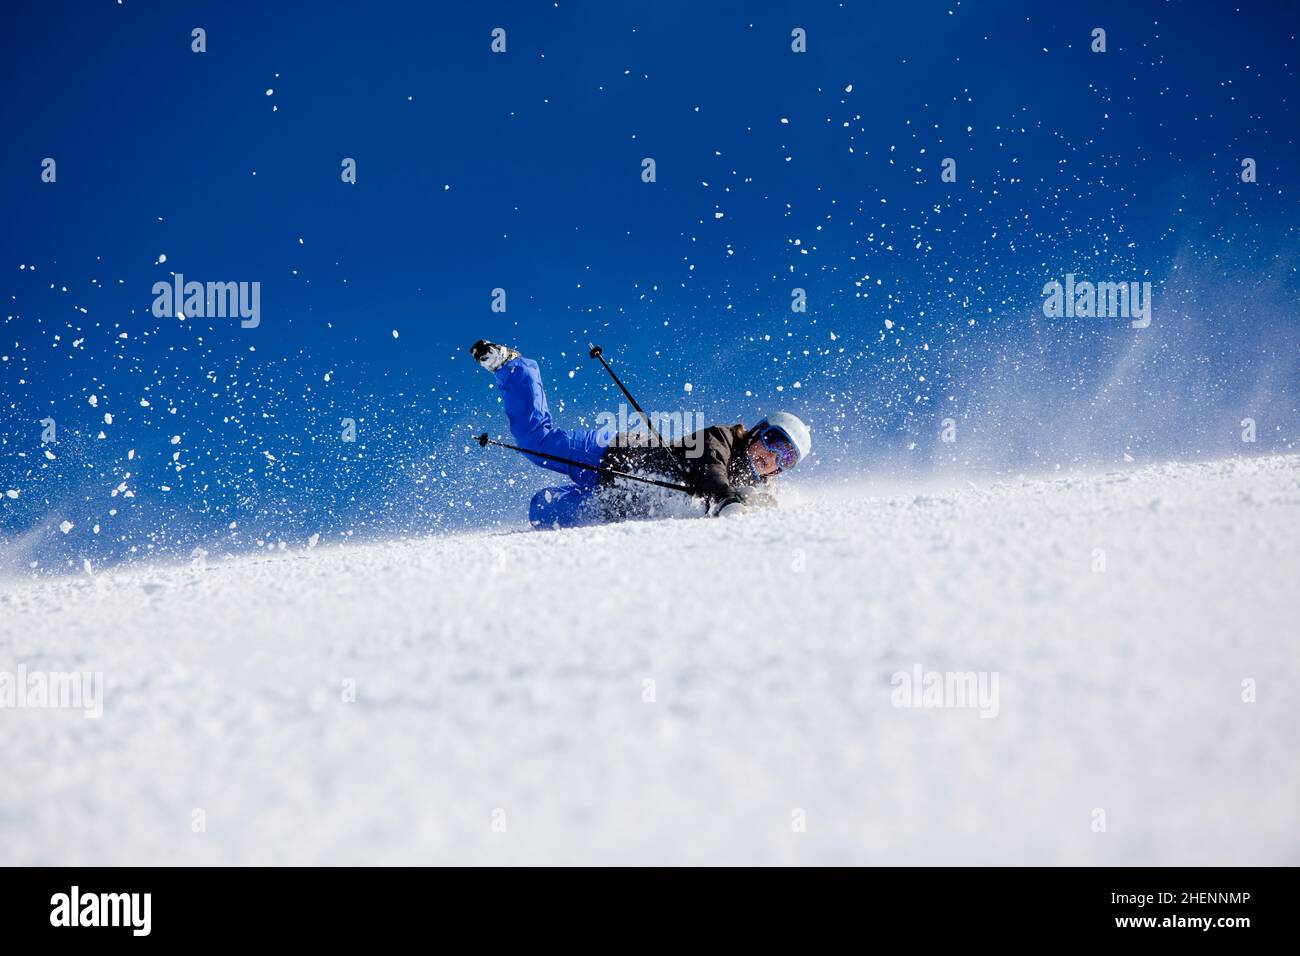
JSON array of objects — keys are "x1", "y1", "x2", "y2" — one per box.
[{"x1": 2, "y1": 0, "x2": 1298, "y2": 570}]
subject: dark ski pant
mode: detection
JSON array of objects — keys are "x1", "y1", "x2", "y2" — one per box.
[{"x1": 494, "y1": 356, "x2": 609, "y2": 529}]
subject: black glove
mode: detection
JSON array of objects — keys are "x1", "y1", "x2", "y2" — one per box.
[{"x1": 710, "y1": 495, "x2": 745, "y2": 518}]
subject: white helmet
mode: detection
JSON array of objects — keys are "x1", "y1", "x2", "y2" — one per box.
[{"x1": 752, "y1": 411, "x2": 811, "y2": 468}]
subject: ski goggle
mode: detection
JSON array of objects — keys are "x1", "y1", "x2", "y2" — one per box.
[{"x1": 756, "y1": 425, "x2": 799, "y2": 472}]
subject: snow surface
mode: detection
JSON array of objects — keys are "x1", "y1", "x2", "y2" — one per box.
[{"x1": 2, "y1": 455, "x2": 1298, "y2": 865}]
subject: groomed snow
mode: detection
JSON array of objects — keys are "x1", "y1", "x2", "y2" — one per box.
[{"x1": 2, "y1": 455, "x2": 1298, "y2": 865}]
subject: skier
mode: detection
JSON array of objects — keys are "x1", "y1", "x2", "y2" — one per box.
[{"x1": 471, "y1": 340, "x2": 811, "y2": 529}]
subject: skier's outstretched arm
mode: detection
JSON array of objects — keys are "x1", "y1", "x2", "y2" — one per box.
[
  {"x1": 694, "y1": 440, "x2": 745, "y2": 516},
  {"x1": 694, "y1": 428, "x2": 777, "y2": 517}
]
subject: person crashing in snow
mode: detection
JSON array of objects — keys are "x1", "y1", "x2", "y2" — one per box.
[{"x1": 471, "y1": 340, "x2": 811, "y2": 530}]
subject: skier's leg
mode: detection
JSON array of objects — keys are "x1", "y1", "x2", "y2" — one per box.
[
  {"x1": 495, "y1": 357, "x2": 609, "y2": 487},
  {"x1": 529, "y1": 484, "x2": 601, "y2": 529}
]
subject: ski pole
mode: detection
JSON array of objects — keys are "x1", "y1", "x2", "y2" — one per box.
[
  {"x1": 476, "y1": 433, "x2": 697, "y2": 495},
  {"x1": 587, "y1": 343, "x2": 691, "y2": 481}
]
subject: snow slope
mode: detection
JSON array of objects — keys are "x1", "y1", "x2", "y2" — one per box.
[{"x1": 2, "y1": 455, "x2": 1298, "y2": 865}]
